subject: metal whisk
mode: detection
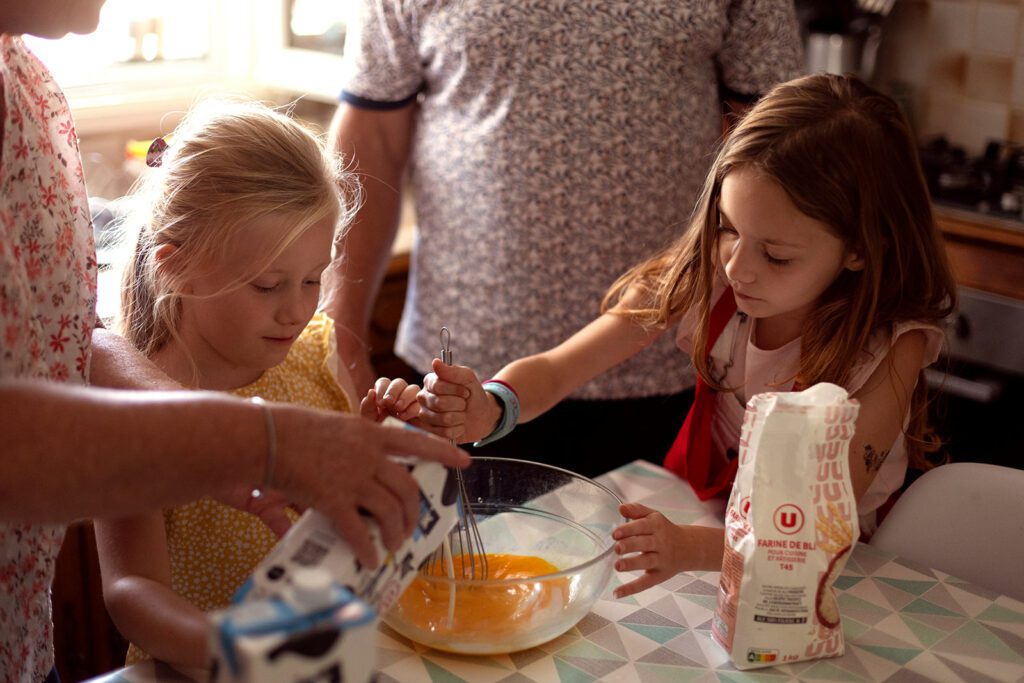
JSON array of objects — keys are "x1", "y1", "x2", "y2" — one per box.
[{"x1": 422, "y1": 327, "x2": 489, "y2": 581}]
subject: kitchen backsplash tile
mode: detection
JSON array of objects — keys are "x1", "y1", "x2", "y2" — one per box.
[
  {"x1": 974, "y1": 1, "x2": 1020, "y2": 55},
  {"x1": 1009, "y1": 107, "x2": 1024, "y2": 143},
  {"x1": 965, "y1": 54, "x2": 1014, "y2": 102},
  {"x1": 1013, "y1": 56, "x2": 1024, "y2": 105},
  {"x1": 927, "y1": 1, "x2": 976, "y2": 52},
  {"x1": 875, "y1": 0, "x2": 1024, "y2": 153}
]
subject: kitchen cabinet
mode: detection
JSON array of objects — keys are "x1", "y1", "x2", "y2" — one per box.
[
  {"x1": 52, "y1": 522, "x2": 127, "y2": 680},
  {"x1": 935, "y1": 206, "x2": 1024, "y2": 301}
]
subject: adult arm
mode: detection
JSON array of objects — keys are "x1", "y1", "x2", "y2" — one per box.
[
  {"x1": 0, "y1": 380, "x2": 467, "y2": 567},
  {"x1": 90, "y1": 325, "x2": 181, "y2": 390},
  {"x1": 324, "y1": 102, "x2": 417, "y2": 396}
]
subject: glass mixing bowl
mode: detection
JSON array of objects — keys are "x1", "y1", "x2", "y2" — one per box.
[{"x1": 384, "y1": 457, "x2": 623, "y2": 655}]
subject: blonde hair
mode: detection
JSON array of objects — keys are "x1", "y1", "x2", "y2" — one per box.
[
  {"x1": 604, "y1": 73, "x2": 957, "y2": 469},
  {"x1": 119, "y1": 98, "x2": 358, "y2": 358}
]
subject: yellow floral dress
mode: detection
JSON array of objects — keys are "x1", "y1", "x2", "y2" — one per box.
[{"x1": 126, "y1": 312, "x2": 352, "y2": 663}]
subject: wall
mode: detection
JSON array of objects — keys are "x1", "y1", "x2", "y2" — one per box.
[
  {"x1": 875, "y1": 0, "x2": 1024, "y2": 154},
  {"x1": 78, "y1": 96, "x2": 336, "y2": 200}
]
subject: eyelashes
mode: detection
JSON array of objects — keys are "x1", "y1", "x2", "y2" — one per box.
[{"x1": 716, "y1": 224, "x2": 792, "y2": 266}]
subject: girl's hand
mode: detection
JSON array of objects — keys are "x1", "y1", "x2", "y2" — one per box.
[
  {"x1": 417, "y1": 358, "x2": 494, "y2": 443},
  {"x1": 612, "y1": 502, "x2": 692, "y2": 598},
  {"x1": 360, "y1": 377, "x2": 421, "y2": 422},
  {"x1": 217, "y1": 486, "x2": 295, "y2": 538}
]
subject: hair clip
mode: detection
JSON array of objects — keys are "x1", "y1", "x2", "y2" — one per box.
[{"x1": 146, "y1": 136, "x2": 168, "y2": 168}]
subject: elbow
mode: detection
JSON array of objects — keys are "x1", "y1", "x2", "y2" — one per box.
[{"x1": 101, "y1": 576, "x2": 137, "y2": 633}]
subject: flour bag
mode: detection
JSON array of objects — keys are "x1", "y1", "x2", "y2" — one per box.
[{"x1": 712, "y1": 383, "x2": 860, "y2": 669}]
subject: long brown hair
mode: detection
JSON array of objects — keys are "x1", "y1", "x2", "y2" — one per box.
[
  {"x1": 118, "y1": 98, "x2": 358, "y2": 359},
  {"x1": 604, "y1": 73, "x2": 957, "y2": 469}
]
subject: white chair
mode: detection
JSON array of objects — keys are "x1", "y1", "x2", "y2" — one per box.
[{"x1": 870, "y1": 462, "x2": 1024, "y2": 602}]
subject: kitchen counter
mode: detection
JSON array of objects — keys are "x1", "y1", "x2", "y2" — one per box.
[
  {"x1": 86, "y1": 460, "x2": 1024, "y2": 683},
  {"x1": 934, "y1": 204, "x2": 1024, "y2": 301}
]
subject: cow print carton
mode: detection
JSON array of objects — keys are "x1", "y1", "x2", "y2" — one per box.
[
  {"x1": 212, "y1": 419, "x2": 460, "y2": 681},
  {"x1": 712, "y1": 383, "x2": 860, "y2": 669},
  {"x1": 236, "y1": 454, "x2": 458, "y2": 613},
  {"x1": 209, "y1": 568, "x2": 375, "y2": 683}
]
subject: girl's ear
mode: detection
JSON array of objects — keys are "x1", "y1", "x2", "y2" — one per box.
[
  {"x1": 844, "y1": 250, "x2": 866, "y2": 272},
  {"x1": 153, "y1": 243, "x2": 192, "y2": 293},
  {"x1": 154, "y1": 243, "x2": 177, "y2": 263}
]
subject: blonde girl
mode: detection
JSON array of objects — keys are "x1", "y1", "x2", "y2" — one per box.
[
  {"x1": 417, "y1": 73, "x2": 957, "y2": 598},
  {"x1": 94, "y1": 99, "x2": 418, "y2": 669}
]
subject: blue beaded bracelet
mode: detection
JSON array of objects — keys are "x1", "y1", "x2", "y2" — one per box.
[{"x1": 473, "y1": 380, "x2": 521, "y2": 447}]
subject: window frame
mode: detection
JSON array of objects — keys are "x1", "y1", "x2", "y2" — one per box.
[{"x1": 51, "y1": 0, "x2": 345, "y2": 136}]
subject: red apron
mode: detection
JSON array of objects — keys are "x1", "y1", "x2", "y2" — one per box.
[{"x1": 663, "y1": 289, "x2": 740, "y2": 500}]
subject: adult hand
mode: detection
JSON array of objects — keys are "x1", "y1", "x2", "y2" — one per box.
[
  {"x1": 417, "y1": 358, "x2": 491, "y2": 442},
  {"x1": 271, "y1": 404, "x2": 469, "y2": 569},
  {"x1": 612, "y1": 502, "x2": 693, "y2": 598}
]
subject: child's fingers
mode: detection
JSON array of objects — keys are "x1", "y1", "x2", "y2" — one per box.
[
  {"x1": 396, "y1": 396, "x2": 421, "y2": 421},
  {"x1": 416, "y1": 402, "x2": 466, "y2": 429},
  {"x1": 428, "y1": 359, "x2": 477, "y2": 397},
  {"x1": 422, "y1": 372, "x2": 472, "y2": 399},
  {"x1": 417, "y1": 388, "x2": 468, "y2": 413},
  {"x1": 614, "y1": 534, "x2": 657, "y2": 556},
  {"x1": 407, "y1": 417, "x2": 464, "y2": 441},
  {"x1": 614, "y1": 572, "x2": 661, "y2": 600},
  {"x1": 612, "y1": 517, "x2": 652, "y2": 541},
  {"x1": 619, "y1": 502, "x2": 654, "y2": 520},
  {"x1": 392, "y1": 383, "x2": 419, "y2": 412},
  {"x1": 411, "y1": 406, "x2": 466, "y2": 441},
  {"x1": 359, "y1": 391, "x2": 379, "y2": 421},
  {"x1": 615, "y1": 551, "x2": 659, "y2": 573},
  {"x1": 379, "y1": 378, "x2": 409, "y2": 406}
]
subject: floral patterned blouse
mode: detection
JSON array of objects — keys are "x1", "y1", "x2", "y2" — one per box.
[
  {"x1": 0, "y1": 35, "x2": 97, "y2": 682},
  {"x1": 341, "y1": 0, "x2": 803, "y2": 399}
]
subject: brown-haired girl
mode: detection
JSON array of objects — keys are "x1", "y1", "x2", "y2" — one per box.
[
  {"x1": 94, "y1": 99, "x2": 420, "y2": 669},
  {"x1": 417, "y1": 73, "x2": 957, "y2": 598}
]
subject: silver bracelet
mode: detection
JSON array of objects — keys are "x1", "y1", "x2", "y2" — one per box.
[{"x1": 249, "y1": 396, "x2": 277, "y2": 498}]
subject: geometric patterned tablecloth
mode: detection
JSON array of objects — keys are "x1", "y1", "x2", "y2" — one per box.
[
  {"x1": 373, "y1": 461, "x2": 1024, "y2": 683},
  {"x1": 87, "y1": 460, "x2": 1024, "y2": 683}
]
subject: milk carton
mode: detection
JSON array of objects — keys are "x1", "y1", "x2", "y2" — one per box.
[
  {"x1": 209, "y1": 568, "x2": 375, "y2": 683},
  {"x1": 237, "y1": 455, "x2": 459, "y2": 613},
  {"x1": 211, "y1": 418, "x2": 461, "y2": 681}
]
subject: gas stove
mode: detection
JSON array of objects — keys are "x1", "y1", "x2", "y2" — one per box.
[{"x1": 920, "y1": 137, "x2": 1024, "y2": 227}]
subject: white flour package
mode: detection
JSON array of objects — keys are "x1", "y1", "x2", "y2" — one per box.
[{"x1": 712, "y1": 383, "x2": 860, "y2": 669}]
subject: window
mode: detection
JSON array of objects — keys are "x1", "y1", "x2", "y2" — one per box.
[
  {"x1": 288, "y1": 0, "x2": 348, "y2": 56},
  {"x1": 253, "y1": 0, "x2": 350, "y2": 100},
  {"x1": 24, "y1": 0, "x2": 212, "y2": 86},
  {"x1": 22, "y1": 0, "x2": 349, "y2": 134}
]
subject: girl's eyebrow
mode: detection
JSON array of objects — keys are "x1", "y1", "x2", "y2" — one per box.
[{"x1": 717, "y1": 206, "x2": 802, "y2": 249}]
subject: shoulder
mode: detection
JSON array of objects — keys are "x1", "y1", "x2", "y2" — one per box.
[
  {"x1": 674, "y1": 277, "x2": 729, "y2": 353},
  {"x1": 873, "y1": 321, "x2": 944, "y2": 370},
  {"x1": 847, "y1": 321, "x2": 944, "y2": 395}
]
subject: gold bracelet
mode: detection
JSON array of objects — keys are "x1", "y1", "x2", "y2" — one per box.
[{"x1": 249, "y1": 396, "x2": 277, "y2": 498}]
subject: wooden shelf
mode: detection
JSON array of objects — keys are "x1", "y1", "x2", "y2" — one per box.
[{"x1": 934, "y1": 206, "x2": 1024, "y2": 301}]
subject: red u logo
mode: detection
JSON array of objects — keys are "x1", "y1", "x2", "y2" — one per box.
[{"x1": 773, "y1": 504, "x2": 805, "y2": 535}]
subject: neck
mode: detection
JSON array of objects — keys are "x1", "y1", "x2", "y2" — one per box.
[
  {"x1": 150, "y1": 341, "x2": 262, "y2": 391},
  {"x1": 751, "y1": 310, "x2": 807, "y2": 350}
]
